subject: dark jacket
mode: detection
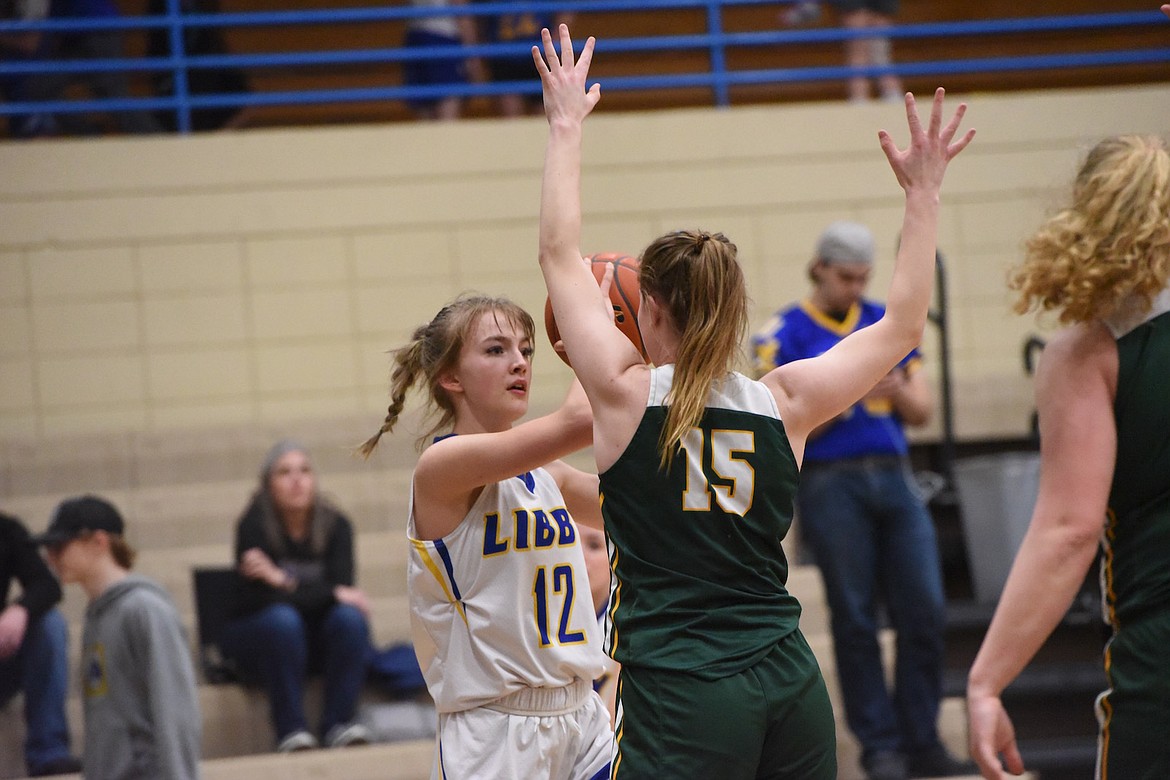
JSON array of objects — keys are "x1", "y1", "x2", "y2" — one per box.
[
  {"x1": 0, "y1": 512, "x2": 62, "y2": 621},
  {"x1": 231, "y1": 493, "x2": 357, "y2": 619}
]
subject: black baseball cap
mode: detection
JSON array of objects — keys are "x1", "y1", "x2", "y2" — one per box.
[{"x1": 35, "y1": 495, "x2": 125, "y2": 547}]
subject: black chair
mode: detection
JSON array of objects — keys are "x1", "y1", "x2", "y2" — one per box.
[{"x1": 191, "y1": 566, "x2": 242, "y2": 684}]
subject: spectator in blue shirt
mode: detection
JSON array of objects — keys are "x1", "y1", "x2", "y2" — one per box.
[{"x1": 751, "y1": 221, "x2": 971, "y2": 780}]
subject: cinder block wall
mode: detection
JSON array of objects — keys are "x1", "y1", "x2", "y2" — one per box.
[
  {"x1": 1, "y1": 84, "x2": 1166, "y2": 778},
  {"x1": 2, "y1": 84, "x2": 1168, "y2": 452}
]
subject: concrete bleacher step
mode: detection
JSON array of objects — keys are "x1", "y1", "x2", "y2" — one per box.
[
  {"x1": 202, "y1": 741, "x2": 434, "y2": 780},
  {"x1": 2, "y1": 683, "x2": 436, "y2": 778},
  {"x1": 6, "y1": 740, "x2": 435, "y2": 780}
]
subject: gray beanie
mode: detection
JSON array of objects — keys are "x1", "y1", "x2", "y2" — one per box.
[
  {"x1": 815, "y1": 221, "x2": 875, "y2": 266},
  {"x1": 260, "y1": 439, "x2": 310, "y2": 484}
]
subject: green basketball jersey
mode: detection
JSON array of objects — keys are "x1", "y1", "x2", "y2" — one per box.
[
  {"x1": 599, "y1": 366, "x2": 804, "y2": 679},
  {"x1": 1104, "y1": 301, "x2": 1170, "y2": 627}
]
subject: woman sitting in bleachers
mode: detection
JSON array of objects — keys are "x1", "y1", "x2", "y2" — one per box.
[{"x1": 219, "y1": 440, "x2": 373, "y2": 753}]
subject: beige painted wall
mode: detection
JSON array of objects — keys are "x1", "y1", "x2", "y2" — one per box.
[{"x1": 2, "y1": 84, "x2": 1169, "y2": 450}]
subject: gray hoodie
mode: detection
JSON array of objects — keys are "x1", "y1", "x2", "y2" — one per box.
[{"x1": 81, "y1": 574, "x2": 201, "y2": 780}]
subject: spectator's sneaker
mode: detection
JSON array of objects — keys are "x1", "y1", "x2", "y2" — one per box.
[
  {"x1": 863, "y1": 750, "x2": 909, "y2": 780},
  {"x1": 907, "y1": 745, "x2": 978, "y2": 777},
  {"x1": 28, "y1": 756, "x2": 82, "y2": 777},
  {"x1": 325, "y1": 722, "x2": 372, "y2": 748},
  {"x1": 276, "y1": 729, "x2": 318, "y2": 753}
]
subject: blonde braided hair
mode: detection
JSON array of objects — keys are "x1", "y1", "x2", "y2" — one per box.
[{"x1": 358, "y1": 294, "x2": 535, "y2": 457}]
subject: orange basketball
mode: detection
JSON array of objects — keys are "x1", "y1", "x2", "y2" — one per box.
[{"x1": 544, "y1": 253, "x2": 649, "y2": 366}]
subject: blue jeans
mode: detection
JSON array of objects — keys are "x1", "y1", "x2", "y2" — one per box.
[
  {"x1": 0, "y1": 608, "x2": 74, "y2": 771},
  {"x1": 219, "y1": 602, "x2": 370, "y2": 741},
  {"x1": 797, "y1": 457, "x2": 946, "y2": 758}
]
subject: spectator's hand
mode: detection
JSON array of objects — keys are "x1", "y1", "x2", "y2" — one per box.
[
  {"x1": 1163, "y1": 5, "x2": 1170, "y2": 20},
  {"x1": 239, "y1": 547, "x2": 286, "y2": 589},
  {"x1": 333, "y1": 585, "x2": 371, "y2": 617},
  {"x1": 533, "y1": 24, "x2": 600, "y2": 127},
  {"x1": 0, "y1": 604, "x2": 28, "y2": 660},
  {"x1": 879, "y1": 88, "x2": 974, "y2": 196},
  {"x1": 967, "y1": 692, "x2": 1025, "y2": 778}
]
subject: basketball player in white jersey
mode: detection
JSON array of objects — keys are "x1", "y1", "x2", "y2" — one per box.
[
  {"x1": 360, "y1": 294, "x2": 612, "y2": 780},
  {"x1": 580, "y1": 523, "x2": 619, "y2": 726}
]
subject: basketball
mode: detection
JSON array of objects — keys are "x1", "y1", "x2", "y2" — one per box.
[{"x1": 544, "y1": 253, "x2": 649, "y2": 366}]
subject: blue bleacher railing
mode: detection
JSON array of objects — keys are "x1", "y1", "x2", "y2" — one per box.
[{"x1": 0, "y1": 1, "x2": 1167, "y2": 134}]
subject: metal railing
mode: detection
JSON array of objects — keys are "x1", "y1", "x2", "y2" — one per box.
[{"x1": 0, "y1": 1, "x2": 1167, "y2": 134}]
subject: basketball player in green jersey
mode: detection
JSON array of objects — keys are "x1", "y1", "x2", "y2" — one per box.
[
  {"x1": 967, "y1": 136, "x2": 1170, "y2": 779},
  {"x1": 533, "y1": 25, "x2": 973, "y2": 778}
]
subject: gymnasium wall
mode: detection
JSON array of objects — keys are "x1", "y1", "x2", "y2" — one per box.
[{"x1": 2, "y1": 84, "x2": 1169, "y2": 463}]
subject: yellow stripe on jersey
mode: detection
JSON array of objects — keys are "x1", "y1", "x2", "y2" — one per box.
[
  {"x1": 612, "y1": 677, "x2": 625, "y2": 777},
  {"x1": 410, "y1": 538, "x2": 468, "y2": 625},
  {"x1": 607, "y1": 544, "x2": 622, "y2": 657},
  {"x1": 1102, "y1": 508, "x2": 1119, "y2": 630}
]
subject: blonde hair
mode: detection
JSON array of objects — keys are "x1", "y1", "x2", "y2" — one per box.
[
  {"x1": 638, "y1": 230, "x2": 747, "y2": 469},
  {"x1": 1010, "y1": 135, "x2": 1170, "y2": 324},
  {"x1": 359, "y1": 294, "x2": 535, "y2": 456}
]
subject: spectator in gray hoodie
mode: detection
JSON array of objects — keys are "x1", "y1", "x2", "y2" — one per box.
[{"x1": 37, "y1": 495, "x2": 201, "y2": 780}]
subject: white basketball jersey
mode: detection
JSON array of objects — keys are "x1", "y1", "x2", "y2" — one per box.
[{"x1": 408, "y1": 467, "x2": 607, "y2": 713}]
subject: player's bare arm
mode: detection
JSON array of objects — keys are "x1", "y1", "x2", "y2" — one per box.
[{"x1": 966, "y1": 323, "x2": 1117, "y2": 779}]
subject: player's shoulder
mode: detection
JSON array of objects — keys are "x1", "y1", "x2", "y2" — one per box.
[
  {"x1": 1035, "y1": 323, "x2": 1117, "y2": 395},
  {"x1": 1046, "y1": 322, "x2": 1113, "y2": 360}
]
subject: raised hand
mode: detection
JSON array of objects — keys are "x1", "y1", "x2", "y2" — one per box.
[
  {"x1": 879, "y1": 88, "x2": 975, "y2": 194},
  {"x1": 1163, "y1": 4, "x2": 1170, "y2": 19},
  {"x1": 532, "y1": 24, "x2": 601, "y2": 127}
]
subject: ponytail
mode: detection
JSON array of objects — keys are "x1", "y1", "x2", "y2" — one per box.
[
  {"x1": 358, "y1": 326, "x2": 431, "y2": 457},
  {"x1": 639, "y1": 230, "x2": 747, "y2": 470}
]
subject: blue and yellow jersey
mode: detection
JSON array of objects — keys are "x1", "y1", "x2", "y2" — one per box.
[
  {"x1": 407, "y1": 465, "x2": 606, "y2": 713},
  {"x1": 751, "y1": 297, "x2": 921, "y2": 462}
]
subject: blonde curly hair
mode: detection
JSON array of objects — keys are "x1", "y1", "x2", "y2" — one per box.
[{"x1": 1010, "y1": 135, "x2": 1170, "y2": 325}]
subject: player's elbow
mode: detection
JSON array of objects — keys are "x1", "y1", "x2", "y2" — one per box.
[{"x1": 887, "y1": 319, "x2": 928, "y2": 361}]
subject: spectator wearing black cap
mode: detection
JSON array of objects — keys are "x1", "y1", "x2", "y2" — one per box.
[
  {"x1": 38, "y1": 495, "x2": 201, "y2": 780},
  {"x1": 750, "y1": 222, "x2": 972, "y2": 780},
  {"x1": 0, "y1": 511, "x2": 81, "y2": 777}
]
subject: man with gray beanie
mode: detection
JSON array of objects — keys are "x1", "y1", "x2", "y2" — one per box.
[{"x1": 750, "y1": 222, "x2": 973, "y2": 780}]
